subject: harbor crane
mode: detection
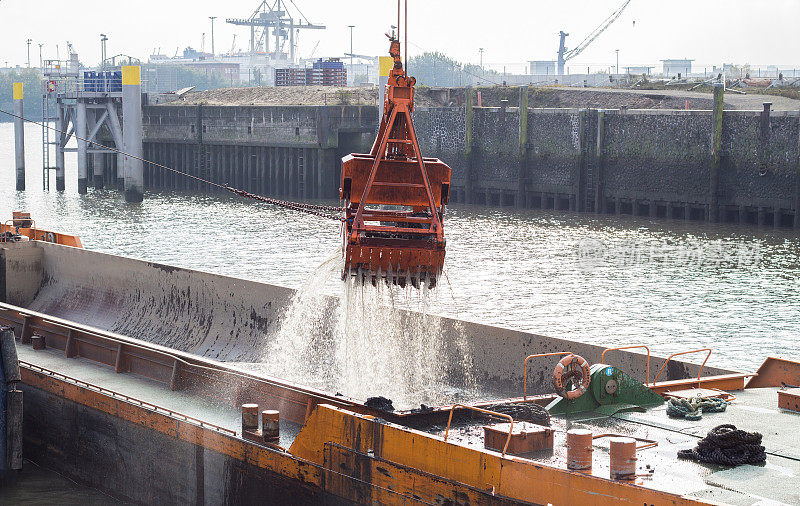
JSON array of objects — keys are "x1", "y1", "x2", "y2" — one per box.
[
  {"x1": 226, "y1": 0, "x2": 325, "y2": 64},
  {"x1": 308, "y1": 40, "x2": 320, "y2": 59},
  {"x1": 229, "y1": 34, "x2": 237, "y2": 55},
  {"x1": 557, "y1": 0, "x2": 631, "y2": 75}
]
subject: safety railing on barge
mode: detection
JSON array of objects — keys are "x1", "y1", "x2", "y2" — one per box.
[
  {"x1": 519, "y1": 345, "x2": 748, "y2": 399},
  {"x1": 0, "y1": 303, "x2": 381, "y2": 426},
  {"x1": 20, "y1": 359, "x2": 236, "y2": 436}
]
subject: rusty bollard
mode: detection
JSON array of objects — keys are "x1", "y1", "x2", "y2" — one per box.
[
  {"x1": 262, "y1": 410, "x2": 280, "y2": 443},
  {"x1": 31, "y1": 333, "x2": 46, "y2": 350},
  {"x1": 241, "y1": 404, "x2": 259, "y2": 433},
  {"x1": 566, "y1": 429, "x2": 593, "y2": 471},
  {"x1": 609, "y1": 437, "x2": 637, "y2": 480}
]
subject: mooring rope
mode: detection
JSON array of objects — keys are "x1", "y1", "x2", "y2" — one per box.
[
  {"x1": 677, "y1": 424, "x2": 766, "y2": 466},
  {"x1": 483, "y1": 402, "x2": 551, "y2": 427},
  {"x1": 666, "y1": 395, "x2": 727, "y2": 421},
  {"x1": 0, "y1": 108, "x2": 344, "y2": 221}
]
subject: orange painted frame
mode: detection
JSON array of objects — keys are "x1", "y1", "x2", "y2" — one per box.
[
  {"x1": 443, "y1": 404, "x2": 514, "y2": 457},
  {"x1": 601, "y1": 345, "x2": 651, "y2": 385},
  {"x1": 652, "y1": 349, "x2": 712, "y2": 385},
  {"x1": 523, "y1": 352, "x2": 573, "y2": 400}
]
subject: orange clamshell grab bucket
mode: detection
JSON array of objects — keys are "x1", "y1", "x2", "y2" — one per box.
[{"x1": 340, "y1": 35, "x2": 451, "y2": 288}]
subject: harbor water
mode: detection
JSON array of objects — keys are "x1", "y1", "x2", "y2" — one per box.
[{"x1": 1, "y1": 121, "x2": 798, "y2": 381}]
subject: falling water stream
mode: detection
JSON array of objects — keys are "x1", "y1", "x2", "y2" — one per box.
[{"x1": 245, "y1": 248, "x2": 477, "y2": 409}]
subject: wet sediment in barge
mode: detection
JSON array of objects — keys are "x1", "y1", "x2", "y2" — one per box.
[
  {"x1": 0, "y1": 240, "x2": 732, "y2": 404},
  {"x1": 5, "y1": 240, "x2": 784, "y2": 505}
]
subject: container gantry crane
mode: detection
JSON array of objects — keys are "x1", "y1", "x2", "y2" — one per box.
[{"x1": 225, "y1": 0, "x2": 325, "y2": 64}]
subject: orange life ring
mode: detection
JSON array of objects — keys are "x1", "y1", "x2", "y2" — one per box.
[{"x1": 553, "y1": 354, "x2": 591, "y2": 399}]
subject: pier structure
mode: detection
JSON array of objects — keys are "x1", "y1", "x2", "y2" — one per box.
[
  {"x1": 40, "y1": 59, "x2": 138, "y2": 196},
  {"x1": 13, "y1": 83, "x2": 24, "y2": 191}
]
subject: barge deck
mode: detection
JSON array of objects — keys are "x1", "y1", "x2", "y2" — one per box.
[
  {"x1": 2, "y1": 239, "x2": 799, "y2": 504},
  {"x1": 9, "y1": 318, "x2": 800, "y2": 505}
]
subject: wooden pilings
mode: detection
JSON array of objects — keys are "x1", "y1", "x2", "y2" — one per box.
[
  {"x1": 517, "y1": 86, "x2": 528, "y2": 208},
  {"x1": 796, "y1": 109, "x2": 800, "y2": 229},
  {"x1": 464, "y1": 87, "x2": 474, "y2": 204},
  {"x1": 709, "y1": 84, "x2": 724, "y2": 222},
  {"x1": 595, "y1": 110, "x2": 606, "y2": 214},
  {"x1": 574, "y1": 109, "x2": 588, "y2": 212},
  {"x1": 120, "y1": 98, "x2": 799, "y2": 229}
]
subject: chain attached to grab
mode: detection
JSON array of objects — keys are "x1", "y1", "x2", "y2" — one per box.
[{"x1": 224, "y1": 186, "x2": 344, "y2": 221}]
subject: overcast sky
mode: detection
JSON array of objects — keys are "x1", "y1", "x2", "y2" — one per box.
[{"x1": 1, "y1": 1, "x2": 798, "y2": 73}]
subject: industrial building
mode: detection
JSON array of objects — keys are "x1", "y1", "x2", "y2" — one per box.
[
  {"x1": 662, "y1": 59, "x2": 694, "y2": 77},
  {"x1": 624, "y1": 66, "x2": 654, "y2": 75},
  {"x1": 529, "y1": 61, "x2": 556, "y2": 76},
  {"x1": 275, "y1": 58, "x2": 346, "y2": 87}
]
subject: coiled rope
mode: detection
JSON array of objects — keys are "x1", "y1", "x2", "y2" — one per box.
[
  {"x1": 666, "y1": 395, "x2": 727, "y2": 421},
  {"x1": 677, "y1": 424, "x2": 766, "y2": 466},
  {"x1": 483, "y1": 402, "x2": 551, "y2": 427},
  {"x1": 0, "y1": 108, "x2": 344, "y2": 221}
]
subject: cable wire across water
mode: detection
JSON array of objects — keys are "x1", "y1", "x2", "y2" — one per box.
[{"x1": 0, "y1": 108, "x2": 344, "y2": 221}]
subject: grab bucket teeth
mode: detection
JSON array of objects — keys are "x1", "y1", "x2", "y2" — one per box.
[{"x1": 343, "y1": 243, "x2": 443, "y2": 288}]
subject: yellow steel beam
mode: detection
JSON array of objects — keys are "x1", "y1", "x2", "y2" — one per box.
[{"x1": 291, "y1": 404, "x2": 712, "y2": 506}]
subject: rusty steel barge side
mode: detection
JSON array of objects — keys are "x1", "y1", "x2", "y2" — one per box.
[{"x1": 0, "y1": 239, "x2": 771, "y2": 504}]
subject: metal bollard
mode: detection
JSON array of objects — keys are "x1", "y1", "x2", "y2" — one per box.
[
  {"x1": 262, "y1": 410, "x2": 280, "y2": 442},
  {"x1": 609, "y1": 437, "x2": 637, "y2": 480},
  {"x1": 31, "y1": 334, "x2": 46, "y2": 350},
  {"x1": 566, "y1": 429, "x2": 593, "y2": 471},
  {"x1": 241, "y1": 404, "x2": 259, "y2": 432}
]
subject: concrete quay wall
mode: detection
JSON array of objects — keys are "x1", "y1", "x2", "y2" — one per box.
[
  {"x1": 417, "y1": 101, "x2": 800, "y2": 227},
  {"x1": 97, "y1": 104, "x2": 378, "y2": 199},
  {"x1": 99, "y1": 96, "x2": 800, "y2": 227}
]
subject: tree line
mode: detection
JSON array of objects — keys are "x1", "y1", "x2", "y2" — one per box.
[{"x1": 406, "y1": 52, "x2": 501, "y2": 87}]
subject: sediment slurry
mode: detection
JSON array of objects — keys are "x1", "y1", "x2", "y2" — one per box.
[{"x1": 2, "y1": 241, "x2": 734, "y2": 408}]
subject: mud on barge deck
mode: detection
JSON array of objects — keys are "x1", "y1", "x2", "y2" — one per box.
[{"x1": 1, "y1": 240, "x2": 799, "y2": 504}]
